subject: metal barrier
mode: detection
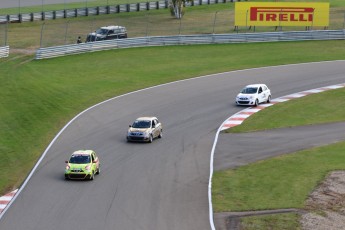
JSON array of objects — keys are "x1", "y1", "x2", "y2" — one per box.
[
  {"x1": 36, "y1": 30, "x2": 345, "y2": 60},
  {"x1": 0, "y1": 46, "x2": 9, "y2": 58},
  {"x1": 0, "y1": 0, "x2": 232, "y2": 23}
]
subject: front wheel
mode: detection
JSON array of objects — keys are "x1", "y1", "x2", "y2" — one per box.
[
  {"x1": 254, "y1": 99, "x2": 259, "y2": 107},
  {"x1": 90, "y1": 172, "x2": 95, "y2": 180},
  {"x1": 148, "y1": 134, "x2": 153, "y2": 143},
  {"x1": 267, "y1": 95, "x2": 271, "y2": 103}
]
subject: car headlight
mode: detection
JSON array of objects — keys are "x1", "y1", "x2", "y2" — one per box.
[{"x1": 85, "y1": 165, "x2": 91, "y2": 172}]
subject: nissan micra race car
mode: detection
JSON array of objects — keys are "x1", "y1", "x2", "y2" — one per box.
[
  {"x1": 127, "y1": 117, "x2": 162, "y2": 143},
  {"x1": 65, "y1": 150, "x2": 100, "y2": 180},
  {"x1": 235, "y1": 84, "x2": 271, "y2": 106}
]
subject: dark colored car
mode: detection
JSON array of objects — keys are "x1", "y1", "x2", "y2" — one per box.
[{"x1": 86, "y1": 25, "x2": 127, "y2": 42}]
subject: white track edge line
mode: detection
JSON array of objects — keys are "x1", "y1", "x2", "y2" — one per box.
[{"x1": 208, "y1": 82, "x2": 345, "y2": 230}]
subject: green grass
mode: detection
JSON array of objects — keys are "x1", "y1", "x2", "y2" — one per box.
[
  {"x1": 228, "y1": 88, "x2": 345, "y2": 133},
  {"x1": 1, "y1": 0, "x2": 345, "y2": 228},
  {"x1": 1, "y1": 40, "x2": 344, "y2": 195},
  {"x1": 1, "y1": 0, "x2": 342, "y2": 15},
  {"x1": 0, "y1": 0, "x2": 151, "y2": 15},
  {"x1": 212, "y1": 141, "x2": 345, "y2": 211},
  {"x1": 213, "y1": 66, "x2": 345, "y2": 228},
  {"x1": 2, "y1": 1, "x2": 345, "y2": 49},
  {"x1": 240, "y1": 213, "x2": 301, "y2": 230}
]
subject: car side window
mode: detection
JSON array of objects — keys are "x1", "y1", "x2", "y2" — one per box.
[
  {"x1": 258, "y1": 87, "x2": 263, "y2": 93},
  {"x1": 91, "y1": 154, "x2": 95, "y2": 162},
  {"x1": 152, "y1": 120, "x2": 156, "y2": 128}
]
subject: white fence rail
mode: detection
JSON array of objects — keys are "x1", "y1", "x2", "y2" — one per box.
[
  {"x1": 36, "y1": 30, "x2": 345, "y2": 60},
  {"x1": 0, "y1": 46, "x2": 9, "y2": 58}
]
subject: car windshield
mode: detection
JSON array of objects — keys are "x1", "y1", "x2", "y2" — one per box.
[
  {"x1": 96, "y1": 29, "x2": 108, "y2": 35},
  {"x1": 69, "y1": 155, "x2": 91, "y2": 164},
  {"x1": 132, "y1": 120, "x2": 151, "y2": 128},
  {"x1": 241, "y1": 87, "x2": 258, "y2": 94}
]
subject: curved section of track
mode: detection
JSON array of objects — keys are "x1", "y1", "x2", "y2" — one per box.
[{"x1": 0, "y1": 61, "x2": 344, "y2": 230}]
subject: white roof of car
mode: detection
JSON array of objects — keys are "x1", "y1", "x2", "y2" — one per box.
[
  {"x1": 244, "y1": 84, "x2": 267, "y2": 88},
  {"x1": 100, "y1": 25, "x2": 125, "y2": 30},
  {"x1": 72, "y1": 150, "x2": 93, "y2": 155},
  {"x1": 136, "y1": 116, "x2": 158, "y2": 121}
]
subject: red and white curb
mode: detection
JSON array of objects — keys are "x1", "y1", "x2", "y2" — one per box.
[
  {"x1": 210, "y1": 82, "x2": 345, "y2": 230},
  {"x1": 0, "y1": 189, "x2": 18, "y2": 214},
  {"x1": 221, "y1": 84, "x2": 345, "y2": 131}
]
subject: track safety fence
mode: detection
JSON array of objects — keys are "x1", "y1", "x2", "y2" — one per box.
[
  {"x1": 0, "y1": 0, "x2": 240, "y2": 23},
  {"x1": 36, "y1": 29, "x2": 345, "y2": 59}
]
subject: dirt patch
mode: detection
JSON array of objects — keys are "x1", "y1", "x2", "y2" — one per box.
[
  {"x1": 11, "y1": 48, "x2": 36, "y2": 55},
  {"x1": 214, "y1": 171, "x2": 345, "y2": 230},
  {"x1": 301, "y1": 170, "x2": 345, "y2": 229}
]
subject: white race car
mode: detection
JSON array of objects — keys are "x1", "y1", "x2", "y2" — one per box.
[{"x1": 236, "y1": 84, "x2": 271, "y2": 106}]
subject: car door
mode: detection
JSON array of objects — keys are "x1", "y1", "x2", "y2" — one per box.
[
  {"x1": 155, "y1": 119, "x2": 161, "y2": 137},
  {"x1": 91, "y1": 152, "x2": 99, "y2": 171},
  {"x1": 151, "y1": 120, "x2": 157, "y2": 138},
  {"x1": 258, "y1": 86, "x2": 265, "y2": 103},
  {"x1": 106, "y1": 30, "x2": 115, "y2": 40}
]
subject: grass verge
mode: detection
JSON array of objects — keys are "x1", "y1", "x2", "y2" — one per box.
[
  {"x1": 227, "y1": 88, "x2": 345, "y2": 133},
  {"x1": 240, "y1": 213, "x2": 301, "y2": 230},
  {"x1": 213, "y1": 86, "x2": 345, "y2": 228},
  {"x1": 213, "y1": 141, "x2": 345, "y2": 211}
]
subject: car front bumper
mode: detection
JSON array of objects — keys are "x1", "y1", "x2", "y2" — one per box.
[
  {"x1": 236, "y1": 99, "x2": 256, "y2": 105},
  {"x1": 65, "y1": 172, "x2": 92, "y2": 180},
  {"x1": 127, "y1": 135, "x2": 150, "y2": 142}
]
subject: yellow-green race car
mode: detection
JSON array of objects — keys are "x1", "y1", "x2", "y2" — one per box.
[{"x1": 65, "y1": 150, "x2": 100, "y2": 180}]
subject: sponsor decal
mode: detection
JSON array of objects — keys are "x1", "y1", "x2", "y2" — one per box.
[{"x1": 235, "y1": 2, "x2": 329, "y2": 27}]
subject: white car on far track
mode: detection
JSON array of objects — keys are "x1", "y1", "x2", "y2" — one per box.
[{"x1": 235, "y1": 84, "x2": 271, "y2": 106}]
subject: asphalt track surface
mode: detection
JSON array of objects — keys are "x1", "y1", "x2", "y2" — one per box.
[
  {"x1": 215, "y1": 121, "x2": 345, "y2": 171},
  {"x1": 0, "y1": 0, "x2": 85, "y2": 9},
  {"x1": 0, "y1": 61, "x2": 345, "y2": 230}
]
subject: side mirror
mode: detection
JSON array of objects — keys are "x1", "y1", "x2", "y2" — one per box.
[
  {"x1": 65, "y1": 160, "x2": 68, "y2": 163},
  {"x1": 129, "y1": 125, "x2": 132, "y2": 127}
]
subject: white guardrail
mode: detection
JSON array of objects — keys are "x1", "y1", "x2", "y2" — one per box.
[
  {"x1": 36, "y1": 30, "x2": 345, "y2": 60},
  {"x1": 0, "y1": 46, "x2": 9, "y2": 58}
]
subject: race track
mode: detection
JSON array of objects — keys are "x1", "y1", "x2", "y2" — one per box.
[{"x1": 0, "y1": 61, "x2": 344, "y2": 230}]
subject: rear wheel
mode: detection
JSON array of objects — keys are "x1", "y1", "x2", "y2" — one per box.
[
  {"x1": 158, "y1": 130, "x2": 162, "y2": 138},
  {"x1": 96, "y1": 166, "x2": 100, "y2": 175}
]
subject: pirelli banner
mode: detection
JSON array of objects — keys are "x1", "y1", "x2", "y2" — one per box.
[{"x1": 235, "y1": 2, "x2": 329, "y2": 27}]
